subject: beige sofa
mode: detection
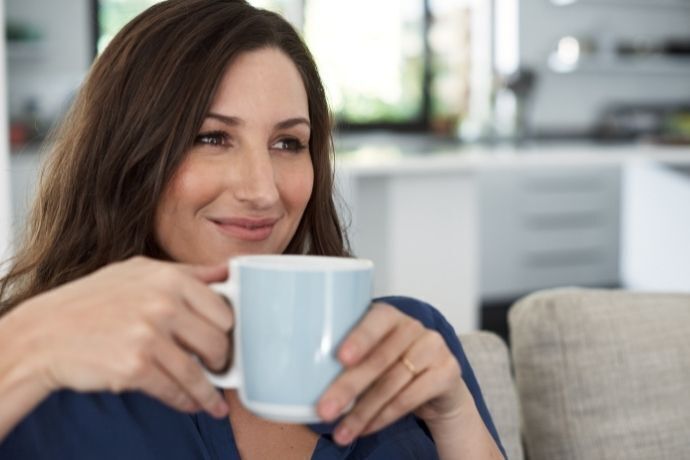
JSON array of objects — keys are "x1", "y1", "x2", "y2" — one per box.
[{"x1": 460, "y1": 288, "x2": 690, "y2": 460}]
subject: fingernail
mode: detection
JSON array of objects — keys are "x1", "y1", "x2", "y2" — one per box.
[
  {"x1": 341, "y1": 345, "x2": 357, "y2": 364},
  {"x1": 334, "y1": 425, "x2": 353, "y2": 445},
  {"x1": 213, "y1": 400, "x2": 229, "y2": 418},
  {"x1": 321, "y1": 398, "x2": 340, "y2": 420}
]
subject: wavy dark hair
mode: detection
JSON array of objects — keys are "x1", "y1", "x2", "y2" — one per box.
[{"x1": 0, "y1": 0, "x2": 349, "y2": 314}]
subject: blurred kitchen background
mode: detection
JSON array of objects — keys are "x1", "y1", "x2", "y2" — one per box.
[{"x1": 1, "y1": 0, "x2": 689, "y2": 338}]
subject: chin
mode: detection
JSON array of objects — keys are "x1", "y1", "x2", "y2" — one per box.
[{"x1": 205, "y1": 242, "x2": 286, "y2": 263}]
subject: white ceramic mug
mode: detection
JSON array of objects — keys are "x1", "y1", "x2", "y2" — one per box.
[{"x1": 205, "y1": 255, "x2": 373, "y2": 423}]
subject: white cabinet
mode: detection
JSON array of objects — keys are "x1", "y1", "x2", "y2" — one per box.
[
  {"x1": 478, "y1": 165, "x2": 621, "y2": 300},
  {"x1": 338, "y1": 150, "x2": 641, "y2": 333},
  {"x1": 338, "y1": 169, "x2": 479, "y2": 333}
]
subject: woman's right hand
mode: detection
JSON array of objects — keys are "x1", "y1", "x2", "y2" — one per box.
[{"x1": 4, "y1": 256, "x2": 234, "y2": 418}]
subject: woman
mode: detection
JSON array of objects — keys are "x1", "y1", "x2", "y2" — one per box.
[{"x1": 0, "y1": 1, "x2": 505, "y2": 458}]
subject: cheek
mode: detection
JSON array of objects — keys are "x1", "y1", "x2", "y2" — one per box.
[
  {"x1": 165, "y1": 160, "x2": 219, "y2": 209},
  {"x1": 155, "y1": 160, "x2": 217, "y2": 237},
  {"x1": 285, "y1": 159, "x2": 314, "y2": 212},
  {"x1": 169, "y1": 162, "x2": 201, "y2": 198}
]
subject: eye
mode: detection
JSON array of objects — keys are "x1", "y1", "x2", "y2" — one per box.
[
  {"x1": 195, "y1": 131, "x2": 230, "y2": 146},
  {"x1": 271, "y1": 137, "x2": 307, "y2": 153}
]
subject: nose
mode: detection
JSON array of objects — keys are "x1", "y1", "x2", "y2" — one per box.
[{"x1": 232, "y1": 148, "x2": 280, "y2": 209}]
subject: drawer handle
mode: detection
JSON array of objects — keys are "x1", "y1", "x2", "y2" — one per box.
[
  {"x1": 522, "y1": 178, "x2": 604, "y2": 192},
  {"x1": 523, "y1": 248, "x2": 602, "y2": 267},
  {"x1": 524, "y1": 212, "x2": 604, "y2": 230}
]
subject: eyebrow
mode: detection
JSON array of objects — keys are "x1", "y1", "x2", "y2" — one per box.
[{"x1": 206, "y1": 112, "x2": 311, "y2": 130}]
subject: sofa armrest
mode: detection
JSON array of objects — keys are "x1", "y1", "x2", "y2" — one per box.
[{"x1": 460, "y1": 331, "x2": 523, "y2": 460}]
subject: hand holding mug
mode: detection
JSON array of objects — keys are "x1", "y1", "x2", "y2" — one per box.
[
  {"x1": 6, "y1": 256, "x2": 234, "y2": 419},
  {"x1": 317, "y1": 303, "x2": 468, "y2": 446}
]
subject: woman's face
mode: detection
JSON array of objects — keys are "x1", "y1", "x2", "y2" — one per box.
[{"x1": 155, "y1": 47, "x2": 314, "y2": 264}]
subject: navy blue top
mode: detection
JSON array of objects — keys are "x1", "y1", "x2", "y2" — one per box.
[{"x1": 0, "y1": 296, "x2": 506, "y2": 459}]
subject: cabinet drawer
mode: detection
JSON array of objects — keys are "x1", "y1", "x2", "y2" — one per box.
[
  {"x1": 519, "y1": 226, "x2": 614, "y2": 253},
  {"x1": 479, "y1": 166, "x2": 621, "y2": 299}
]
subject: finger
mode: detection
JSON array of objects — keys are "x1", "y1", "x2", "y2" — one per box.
[
  {"x1": 136, "y1": 363, "x2": 201, "y2": 414},
  {"x1": 328, "y1": 356, "x2": 415, "y2": 438},
  {"x1": 360, "y1": 370, "x2": 438, "y2": 438},
  {"x1": 169, "y1": 306, "x2": 231, "y2": 373},
  {"x1": 151, "y1": 337, "x2": 229, "y2": 418},
  {"x1": 318, "y1": 315, "x2": 424, "y2": 421},
  {"x1": 179, "y1": 275, "x2": 234, "y2": 332},
  {"x1": 337, "y1": 303, "x2": 401, "y2": 366},
  {"x1": 330, "y1": 330, "x2": 443, "y2": 444},
  {"x1": 359, "y1": 354, "x2": 462, "y2": 438}
]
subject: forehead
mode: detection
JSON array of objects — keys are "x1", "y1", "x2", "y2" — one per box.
[{"x1": 210, "y1": 47, "x2": 309, "y2": 122}]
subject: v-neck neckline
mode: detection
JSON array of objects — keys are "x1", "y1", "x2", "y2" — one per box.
[{"x1": 193, "y1": 411, "x2": 356, "y2": 459}]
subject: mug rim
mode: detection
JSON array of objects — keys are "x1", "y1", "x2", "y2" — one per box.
[{"x1": 230, "y1": 254, "x2": 373, "y2": 271}]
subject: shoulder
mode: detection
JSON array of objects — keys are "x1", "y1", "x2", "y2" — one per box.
[{"x1": 374, "y1": 296, "x2": 449, "y2": 330}]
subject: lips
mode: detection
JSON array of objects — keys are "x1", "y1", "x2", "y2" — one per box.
[{"x1": 209, "y1": 217, "x2": 279, "y2": 242}]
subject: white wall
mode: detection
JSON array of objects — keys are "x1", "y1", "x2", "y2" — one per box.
[
  {"x1": 5, "y1": 0, "x2": 92, "y2": 238},
  {"x1": 0, "y1": 1, "x2": 12, "y2": 265},
  {"x1": 621, "y1": 161, "x2": 690, "y2": 292},
  {"x1": 5, "y1": 0, "x2": 91, "y2": 127},
  {"x1": 516, "y1": 1, "x2": 690, "y2": 133}
]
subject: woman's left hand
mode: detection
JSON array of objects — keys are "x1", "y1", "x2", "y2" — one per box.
[{"x1": 317, "y1": 302, "x2": 469, "y2": 446}]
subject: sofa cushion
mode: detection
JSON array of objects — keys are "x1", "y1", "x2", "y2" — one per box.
[
  {"x1": 509, "y1": 288, "x2": 690, "y2": 460},
  {"x1": 460, "y1": 331, "x2": 523, "y2": 460}
]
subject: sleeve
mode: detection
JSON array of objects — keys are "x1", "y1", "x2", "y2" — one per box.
[{"x1": 375, "y1": 295, "x2": 507, "y2": 459}]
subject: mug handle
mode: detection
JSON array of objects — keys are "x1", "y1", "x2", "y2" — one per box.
[{"x1": 204, "y1": 280, "x2": 241, "y2": 389}]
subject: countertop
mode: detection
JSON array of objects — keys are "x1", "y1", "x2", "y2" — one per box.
[{"x1": 335, "y1": 142, "x2": 690, "y2": 176}]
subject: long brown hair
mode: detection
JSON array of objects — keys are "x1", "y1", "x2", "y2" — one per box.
[{"x1": 0, "y1": 0, "x2": 349, "y2": 314}]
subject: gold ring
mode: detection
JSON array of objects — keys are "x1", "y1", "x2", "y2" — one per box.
[{"x1": 401, "y1": 356, "x2": 418, "y2": 377}]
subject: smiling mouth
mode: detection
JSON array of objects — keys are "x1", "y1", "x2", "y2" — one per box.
[{"x1": 209, "y1": 217, "x2": 279, "y2": 242}]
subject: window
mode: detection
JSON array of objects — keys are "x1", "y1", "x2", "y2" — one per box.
[
  {"x1": 303, "y1": 0, "x2": 428, "y2": 130},
  {"x1": 94, "y1": 0, "x2": 480, "y2": 134},
  {"x1": 95, "y1": 0, "x2": 160, "y2": 54}
]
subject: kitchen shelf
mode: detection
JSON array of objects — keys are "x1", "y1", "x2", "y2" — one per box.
[
  {"x1": 551, "y1": 0, "x2": 690, "y2": 9},
  {"x1": 550, "y1": 56, "x2": 690, "y2": 76},
  {"x1": 6, "y1": 42, "x2": 46, "y2": 60}
]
